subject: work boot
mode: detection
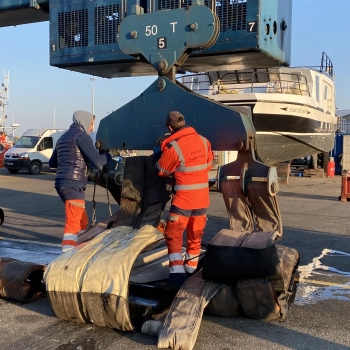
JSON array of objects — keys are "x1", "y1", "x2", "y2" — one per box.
[
  {"x1": 154, "y1": 273, "x2": 186, "y2": 292},
  {"x1": 141, "y1": 320, "x2": 163, "y2": 337},
  {"x1": 186, "y1": 272, "x2": 194, "y2": 279},
  {"x1": 61, "y1": 246, "x2": 74, "y2": 254},
  {"x1": 168, "y1": 272, "x2": 186, "y2": 286}
]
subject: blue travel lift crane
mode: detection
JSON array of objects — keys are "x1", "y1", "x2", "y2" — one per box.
[
  {"x1": 0, "y1": 0, "x2": 292, "y2": 332},
  {"x1": 0, "y1": 0, "x2": 291, "y2": 226},
  {"x1": 0, "y1": 0, "x2": 292, "y2": 176}
]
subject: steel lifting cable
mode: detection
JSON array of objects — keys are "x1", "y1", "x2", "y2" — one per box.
[
  {"x1": 182, "y1": 241, "x2": 208, "y2": 265},
  {"x1": 183, "y1": 253, "x2": 206, "y2": 265},
  {"x1": 105, "y1": 171, "x2": 113, "y2": 217},
  {"x1": 91, "y1": 170, "x2": 113, "y2": 227},
  {"x1": 91, "y1": 172, "x2": 98, "y2": 227}
]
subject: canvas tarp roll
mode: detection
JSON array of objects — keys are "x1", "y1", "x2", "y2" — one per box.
[
  {"x1": 271, "y1": 245, "x2": 300, "y2": 293},
  {"x1": 0, "y1": 257, "x2": 46, "y2": 303},
  {"x1": 142, "y1": 243, "x2": 299, "y2": 350},
  {"x1": 236, "y1": 278, "x2": 281, "y2": 321},
  {"x1": 204, "y1": 284, "x2": 240, "y2": 317},
  {"x1": 44, "y1": 225, "x2": 163, "y2": 330},
  {"x1": 202, "y1": 229, "x2": 280, "y2": 283},
  {"x1": 130, "y1": 247, "x2": 185, "y2": 284},
  {"x1": 157, "y1": 271, "x2": 224, "y2": 350},
  {"x1": 81, "y1": 225, "x2": 164, "y2": 330}
]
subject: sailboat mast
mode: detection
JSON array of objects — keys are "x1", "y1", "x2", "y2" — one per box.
[{"x1": 0, "y1": 71, "x2": 9, "y2": 132}]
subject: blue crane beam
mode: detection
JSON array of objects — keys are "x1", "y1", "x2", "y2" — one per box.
[
  {"x1": 0, "y1": 0, "x2": 49, "y2": 27},
  {"x1": 0, "y1": 0, "x2": 292, "y2": 77}
]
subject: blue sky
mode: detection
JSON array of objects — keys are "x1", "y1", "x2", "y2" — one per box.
[{"x1": 0, "y1": 0, "x2": 349, "y2": 136}]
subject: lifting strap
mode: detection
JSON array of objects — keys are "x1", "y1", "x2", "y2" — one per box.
[
  {"x1": 156, "y1": 271, "x2": 224, "y2": 350},
  {"x1": 81, "y1": 154, "x2": 172, "y2": 245},
  {"x1": 44, "y1": 225, "x2": 164, "y2": 330},
  {"x1": 0, "y1": 258, "x2": 46, "y2": 303},
  {"x1": 45, "y1": 154, "x2": 173, "y2": 330},
  {"x1": 220, "y1": 179, "x2": 282, "y2": 238}
]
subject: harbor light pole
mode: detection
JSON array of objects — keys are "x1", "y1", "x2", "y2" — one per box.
[
  {"x1": 90, "y1": 76, "x2": 95, "y2": 116},
  {"x1": 53, "y1": 104, "x2": 56, "y2": 129}
]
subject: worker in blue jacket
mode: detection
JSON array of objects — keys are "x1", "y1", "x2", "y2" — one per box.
[{"x1": 49, "y1": 110, "x2": 119, "y2": 253}]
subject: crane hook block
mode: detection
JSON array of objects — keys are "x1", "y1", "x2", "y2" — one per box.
[{"x1": 117, "y1": 5, "x2": 219, "y2": 74}]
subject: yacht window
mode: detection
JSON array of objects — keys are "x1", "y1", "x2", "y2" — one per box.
[
  {"x1": 327, "y1": 85, "x2": 333, "y2": 109},
  {"x1": 329, "y1": 86, "x2": 333, "y2": 100},
  {"x1": 299, "y1": 75, "x2": 307, "y2": 84},
  {"x1": 315, "y1": 76, "x2": 320, "y2": 102},
  {"x1": 192, "y1": 77, "x2": 200, "y2": 90},
  {"x1": 237, "y1": 72, "x2": 253, "y2": 83},
  {"x1": 256, "y1": 71, "x2": 269, "y2": 83},
  {"x1": 324, "y1": 85, "x2": 328, "y2": 100},
  {"x1": 220, "y1": 73, "x2": 238, "y2": 84},
  {"x1": 290, "y1": 72, "x2": 299, "y2": 82},
  {"x1": 268, "y1": 73, "x2": 279, "y2": 82}
]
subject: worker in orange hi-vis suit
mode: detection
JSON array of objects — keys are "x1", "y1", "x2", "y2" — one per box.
[{"x1": 156, "y1": 111, "x2": 213, "y2": 287}]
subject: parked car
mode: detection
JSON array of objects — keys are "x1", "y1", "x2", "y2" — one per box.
[{"x1": 4, "y1": 129, "x2": 67, "y2": 174}]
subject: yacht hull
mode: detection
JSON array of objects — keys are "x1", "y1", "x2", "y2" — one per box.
[
  {"x1": 222, "y1": 100, "x2": 336, "y2": 165},
  {"x1": 255, "y1": 132, "x2": 334, "y2": 165}
]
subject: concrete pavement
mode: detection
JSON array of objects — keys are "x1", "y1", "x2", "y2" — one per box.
[{"x1": 0, "y1": 168, "x2": 349, "y2": 349}]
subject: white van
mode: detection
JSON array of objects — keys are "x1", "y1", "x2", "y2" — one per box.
[{"x1": 4, "y1": 129, "x2": 66, "y2": 174}]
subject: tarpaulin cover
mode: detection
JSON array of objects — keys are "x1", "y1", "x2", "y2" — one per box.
[
  {"x1": 141, "y1": 245, "x2": 299, "y2": 350},
  {"x1": 44, "y1": 225, "x2": 163, "y2": 330},
  {"x1": 0, "y1": 257, "x2": 46, "y2": 302},
  {"x1": 202, "y1": 229, "x2": 280, "y2": 282},
  {"x1": 143, "y1": 270, "x2": 224, "y2": 350}
]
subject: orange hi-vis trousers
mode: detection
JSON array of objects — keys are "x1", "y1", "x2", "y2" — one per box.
[
  {"x1": 62, "y1": 199, "x2": 88, "y2": 253},
  {"x1": 164, "y1": 211, "x2": 207, "y2": 274}
]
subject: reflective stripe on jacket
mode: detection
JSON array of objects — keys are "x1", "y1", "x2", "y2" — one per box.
[{"x1": 157, "y1": 126, "x2": 213, "y2": 210}]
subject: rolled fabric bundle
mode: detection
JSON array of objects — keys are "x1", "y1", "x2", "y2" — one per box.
[
  {"x1": 205, "y1": 285, "x2": 241, "y2": 317},
  {"x1": 202, "y1": 229, "x2": 280, "y2": 283},
  {"x1": 236, "y1": 278, "x2": 281, "y2": 321},
  {"x1": 0, "y1": 257, "x2": 46, "y2": 302}
]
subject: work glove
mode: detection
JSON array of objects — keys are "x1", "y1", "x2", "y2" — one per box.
[
  {"x1": 153, "y1": 145, "x2": 161, "y2": 154},
  {"x1": 153, "y1": 133, "x2": 171, "y2": 155},
  {"x1": 107, "y1": 148, "x2": 120, "y2": 158},
  {"x1": 155, "y1": 133, "x2": 171, "y2": 147}
]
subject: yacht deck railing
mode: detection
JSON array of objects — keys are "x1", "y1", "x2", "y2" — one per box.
[
  {"x1": 179, "y1": 70, "x2": 311, "y2": 96},
  {"x1": 296, "y1": 52, "x2": 334, "y2": 78}
]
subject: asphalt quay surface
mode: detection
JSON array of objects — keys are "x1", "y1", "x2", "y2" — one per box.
[{"x1": 0, "y1": 168, "x2": 349, "y2": 350}]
